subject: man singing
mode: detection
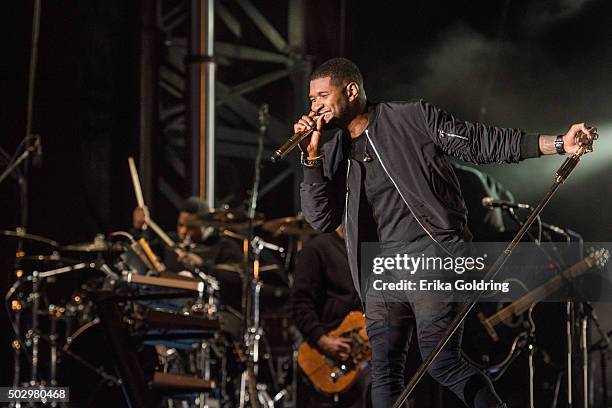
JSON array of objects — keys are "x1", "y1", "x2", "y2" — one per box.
[{"x1": 295, "y1": 57, "x2": 596, "y2": 407}]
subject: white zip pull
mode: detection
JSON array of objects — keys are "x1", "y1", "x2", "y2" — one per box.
[
  {"x1": 438, "y1": 129, "x2": 468, "y2": 140},
  {"x1": 344, "y1": 160, "x2": 352, "y2": 256}
]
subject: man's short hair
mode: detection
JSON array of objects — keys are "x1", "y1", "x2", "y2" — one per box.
[
  {"x1": 180, "y1": 196, "x2": 208, "y2": 214},
  {"x1": 310, "y1": 58, "x2": 363, "y2": 88}
]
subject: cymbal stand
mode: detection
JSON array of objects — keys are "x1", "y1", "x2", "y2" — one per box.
[
  {"x1": 33, "y1": 263, "x2": 96, "y2": 384},
  {"x1": 47, "y1": 304, "x2": 59, "y2": 408},
  {"x1": 29, "y1": 271, "x2": 40, "y2": 386},
  {"x1": 394, "y1": 135, "x2": 596, "y2": 408},
  {"x1": 238, "y1": 103, "x2": 291, "y2": 406},
  {"x1": 238, "y1": 103, "x2": 267, "y2": 408},
  {"x1": 193, "y1": 267, "x2": 220, "y2": 316},
  {"x1": 239, "y1": 238, "x2": 264, "y2": 408},
  {"x1": 3, "y1": 2, "x2": 43, "y2": 398},
  {"x1": 12, "y1": 302, "x2": 22, "y2": 389}
]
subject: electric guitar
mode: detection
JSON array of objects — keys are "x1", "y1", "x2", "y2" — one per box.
[
  {"x1": 462, "y1": 248, "x2": 609, "y2": 377},
  {"x1": 297, "y1": 311, "x2": 371, "y2": 395}
]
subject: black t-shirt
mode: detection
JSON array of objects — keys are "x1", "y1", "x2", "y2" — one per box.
[
  {"x1": 351, "y1": 132, "x2": 424, "y2": 243},
  {"x1": 291, "y1": 232, "x2": 362, "y2": 345}
]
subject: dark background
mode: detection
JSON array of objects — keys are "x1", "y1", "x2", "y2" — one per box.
[{"x1": 2, "y1": 0, "x2": 612, "y2": 404}]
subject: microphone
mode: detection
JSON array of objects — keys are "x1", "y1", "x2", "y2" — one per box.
[
  {"x1": 481, "y1": 196, "x2": 531, "y2": 210},
  {"x1": 540, "y1": 221, "x2": 569, "y2": 237},
  {"x1": 270, "y1": 115, "x2": 321, "y2": 163}
]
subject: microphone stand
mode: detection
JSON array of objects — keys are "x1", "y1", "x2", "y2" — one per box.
[
  {"x1": 6, "y1": 0, "x2": 42, "y2": 393},
  {"x1": 0, "y1": 140, "x2": 39, "y2": 186},
  {"x1": 238, "y1": 104, "x2": 268, "y2": 408},
  {"x1": 394, "y1": 140, "x2": 595, "y2": 408},
  {"x1": 589, "y1": 328, "x2": 612, "y2": 407},
  {"x1": 504, "y1": 208, "x2": 592, "y2": 407}
]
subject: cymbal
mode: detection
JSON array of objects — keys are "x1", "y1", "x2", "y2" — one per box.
[
  {"x1": 211, "y1": 263, "x2": 279, "y2": 274},
  {"x1": 1, "y1": 229, "x2": 59, "y2": 247},
  {"x1": 61, "y1": 240, "x2": 122, "y2": 253},
  {"x1": 261, "y1": 215, "x2": 318, "y2": 236},
  {"x1": 185, "y1": 208, "x2": 264, "y2": 230}
]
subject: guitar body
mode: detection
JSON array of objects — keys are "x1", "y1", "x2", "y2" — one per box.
[
  {"x1": 462, "y1": 301, "x2": 535, "y2": 372},
  {"x1": 297, "y1": 311, "x2": 371, "y2": 395}
]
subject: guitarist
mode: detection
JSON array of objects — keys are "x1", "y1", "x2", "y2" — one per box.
[{"x1": 291, "y1": 226, "x2": 371, "y2": 407}]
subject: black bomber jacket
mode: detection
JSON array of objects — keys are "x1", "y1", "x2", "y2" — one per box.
[{"x1": 299, "y1": 100, "x2": 540, "y2": 294}]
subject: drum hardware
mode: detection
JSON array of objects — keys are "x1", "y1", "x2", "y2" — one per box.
[
  {"x1": 125, "y1": 272, "x2": 205, "y2": 293},
  {"x1": 150, "y1": 371, "x2": 215, "y2": 393},
  {"x1": 198, "y1": 341, "x2": 214, "y2": 407},
  {"x1": 92, "y1": 290, "x2": 154, "y2": 408},
  {"x1": 29, "y1": 262, "x2": 99, "y2": 387},
  {"x1": 192, "y1": 268, "x2": 220, "y2": 317},
  {"x1": 2, "y1": 16, "x2": 50, "y2": 384},
  {"x1": 261, "y1": 215, "x2": 318, "y2": 272},
  {"x1": 119, "y1": 291, "x2": 198, "y2": 302},
  {"x1": 137, "y1": 309, "x2": 221, "y2": 334},
  {"x1": 6, "y1": 260, "x2": 107, "y2": 390},
  {"x1": 113, "y1": 227, "x2": 235, "y2": 406},
  {"x1": 212, "y1": 262, "x2": 279, "y2": 275},
  {"x1": 16, "y1": 254, "x2": 83, "y2": 269},
  {"x1": 232, "y1": 104, "x2": 295, "y2": 407},
  {"x1": 109, "y1": 231, "x2": 159, "y2": 273},
  {"x1": 48, "y1": 304, "x2": 59, "y2": 391}
]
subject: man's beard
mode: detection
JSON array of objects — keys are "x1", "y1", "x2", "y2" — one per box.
[{"x1": 321, "y1": 116, "x2": 342, "y2": 130}]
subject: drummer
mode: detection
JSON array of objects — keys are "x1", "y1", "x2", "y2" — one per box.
[{"x1": 132, "y1": 196, "x2": 243, "y2": 271}]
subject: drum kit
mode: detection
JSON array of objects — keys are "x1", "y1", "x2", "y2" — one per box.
[{"x1": 2, "y1": 211, "x2": 318, "y2": 408}]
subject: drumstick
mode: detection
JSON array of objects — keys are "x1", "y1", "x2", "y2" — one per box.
[
  {"x1": 138, "y1": 238, "x2": 164, "y2": 273},
  {"x1": 145, "y1": 217, "x2": 177, "y2": 249},
  {"x1": 128, "y1": 157, "x2": 145, "y2": 209},
  {"x1": 128, "y1": 156, "x2": 149, "y2": 230}
]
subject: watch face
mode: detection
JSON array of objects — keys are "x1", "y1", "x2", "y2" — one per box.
[{"x1": 555, "y1": 136, "x2": 565, "y2": 154}]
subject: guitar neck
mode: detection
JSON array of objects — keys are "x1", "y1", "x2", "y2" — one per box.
[{"x1": 488, "y1": 255, "x2": 594, "y2": 327}]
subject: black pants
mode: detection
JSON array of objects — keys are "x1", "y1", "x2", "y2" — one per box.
[{"x1": 365, "y1": 298, "x2": 505, "y2": 408}]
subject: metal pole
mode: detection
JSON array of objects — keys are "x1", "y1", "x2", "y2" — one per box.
[
  {"x1": 568, "y1": 301, "x2": 574, "y2": 408},
  {"x1": 138, "y1": 0, "x2": 158, "y2": 207},
  {"x1": 12, "y1": 309, "x2": 21, "y2": 388},
  {"x1": 30, "y1": 271, "x2": 40, "y2": 385},
  {"x1": 581, "y1": 315, "x2": 588, "y2": 408},
  {"x1": 288, "y1": 0, "x2": 310, "y2": 213},
  {"x1": 21, "y1": 0, "x2": 42, "y2": 251},
  {"x1": 188, "y1": 0, "x2": 215, "y2": 205},
  {"x1": 529, "y1": 342, "x2": 535, "y2": 408}
]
